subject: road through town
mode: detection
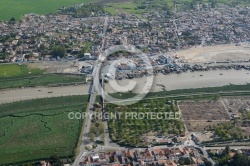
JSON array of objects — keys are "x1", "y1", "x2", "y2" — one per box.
[
  {"x1": 73, "y1": 83, "x2": 96, "y2": 166},
  {"x1": 73, "y1": 15, "x2": 109, "y2": 166}
]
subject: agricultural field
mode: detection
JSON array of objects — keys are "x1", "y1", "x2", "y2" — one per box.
[
  {"x1": 106, "y1": 98, "x2": 185, "y2": 146},
  {"x1": 214, "y1": 97, "x2": 250, "y2": 139},
  {"x1": 0, "y1": 74, "x2": 85, "y2": 90},
  {"x1": 0, "y1": 0, "x2": 95, "y2": 20},
  {"x1": 137, "y1": 0, "x2": 250, "y2": 7},
  {"x1": 104, "y1": 0, "x2": 250, "y2": 16},
  {"x1": 222, "y1": 97, "x2": 250, "y2": 117},
  {"x1": 1, "y1": 0, "x2": 250, "y2": 20},
  {"x1": 179, "y1": 100, "x2": 231, "y2": 132},
  {"x1": 105, "y1": 2, "x2": 145, "y2": 15},
  {"x1": 179, "y1": 97, "x2": 250, "y2": 140},
  {"x1": 104, "y1": 6, "x2": 119, "y2": 15},
  {"x1": 0, "y1": 64, "x2": 85, "y2": 89},
  {"x1": 0, "y1": 95, "x2": 87, "y2": 165}
]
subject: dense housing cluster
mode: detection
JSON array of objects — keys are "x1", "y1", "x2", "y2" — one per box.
[{"x1": 1, "y1": 5, "x2": 250, "y2": 62}]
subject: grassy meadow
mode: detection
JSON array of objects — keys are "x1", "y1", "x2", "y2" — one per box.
[
  {"x1": 0, "y1": 74, "x2": 85, "y2": 89},
  {"x1": 0, "y1": 64, "x2": 44, "y2": 78},
  {"x1": 1, "y1": 0, "x2": 250, "y2": 20},
  {"x1": 0, "y1": 0, "x2": 94, "y2": 20},
  {"x1": 0, "y1": 95, "x2": 87, "y2": 165},
  {"x1": 0, "y1": 64, "x2": 85, "y2": 89}
]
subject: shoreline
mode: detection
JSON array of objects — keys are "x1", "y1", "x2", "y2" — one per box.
[
  {"x1": 105, "y1": 69, "x2": 250, "y2": 93},
  {"x1": 0, "y1": 69, "x2": 250, "y2": 104}
]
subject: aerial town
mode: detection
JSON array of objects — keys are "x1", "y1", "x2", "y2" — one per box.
[
  {"x1": 0, "y1": 1, "x2": 250, "y2": 166},
  {"x1": 1, "y1": 4, "x2": 250, "y2": 61},
  {"x1": 1, "y1": 4, "x2": 250, "y2": 77}
]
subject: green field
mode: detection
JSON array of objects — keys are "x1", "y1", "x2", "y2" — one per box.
[
  {"x1": 0, "y1": 64, "x2": 44, "y2": 78},
  {"x1": 0, "y1": 74, "x2": 85, "y2": 89},
  {"x1": 104, "y1": 6, "x2": 118, "y2": 15},
  {"x1": 105, "y1": 0, "x2": 250, "y2": 16},
  {"x1": 0, "y1": 0, "x2": 94, "y2": 20},
  {"x1": 105, "y1": 2, "x2": 148, "y2": 16},
  {"x1": 1, "y1": 0, "x2": 250, "y2": 20},
  {"x1": 0, "y1": 95, "x2": 87, "y2": 165},
  {"x1": 0, "y1": 64, "x2": 86, "y2": 89},
  {"x1": 109, "y1": 84, "x2": 250, "y2": 101}
]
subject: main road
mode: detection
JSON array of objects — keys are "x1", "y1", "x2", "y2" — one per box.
[
  {"x1": 72, "y1": 15, "x2": 109, "y2": 166},
  {"x1": 73, "y1": 83, "x2": 96, "y2": 166}
]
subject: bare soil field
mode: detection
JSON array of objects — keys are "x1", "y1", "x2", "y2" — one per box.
[
  {"x1": 27, "y1": 61, "x2": 94, "y2": 74},
  {"x1": 27, "y1": 61, "x2": 83, "y2": 73},
  {"x1": 241, "y1": 127, "x2": 250, "y2": 137},
  {"x1": 221, "y1": 97, "x2": 250, "y2": 136},
  {"x1": 180, "y1": 98, "x2": 250, "y2": 133},
  {"x1": 179, "y1": 100, "x2": 230, "y2": 121},
  {"x1": 174, "y1": 44, "x2": 250, "y2": 63},
  {"x1": 222, "y1": 97, "x2": 250, "y2": 115},
  {"x1": 194, "y1": 132, "x2": 214, "y2": 142},
  {"x1": 179, "y1": 100, "x2": 231, "y2": 132},
  {"x1": 184, "y1": 120, "x2": 228, "y2": 132}
]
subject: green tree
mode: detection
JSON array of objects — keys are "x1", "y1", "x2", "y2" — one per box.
[
  {"x1": 9, "y1": 17, "x2": 16, "y2": 24},
  {"x1": 0, "y1": 52, "x2": 8, "y2": 60},
  {"x1": 179, "y1": 157, "x2": 192, "y2": 165},
  {"x1": 52, "y1": 45, "x2": 67, "y2": 58},
  {"x1": 50, "y1": 155, "x2": 62, "y2": 166},
  {"x1": 79, "y1": 47, "x2": 86, "y2": 58},
  {"x1": 204, "y1": 159, "x2": 213, "y2": 166},
  {"x1": 211, "y1": 0, "x2": 217, "y2": 8},
  {"x1": 230, "y1": 153, "x2": 250, "y2": 166},
  {"x1": 225, "y1": 145, "x2": 230, "y2": 154},
  {"x1": 79, "y1": 43, "x2": 92, "y2": 58},
  {"x1": 95, "y1": 122, "x2": 100, "y2": 128}
]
